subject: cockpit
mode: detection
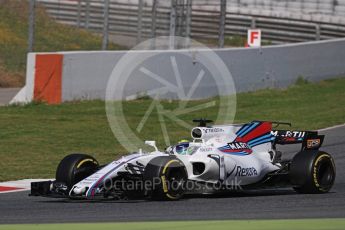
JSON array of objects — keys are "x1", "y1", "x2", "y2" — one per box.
[{"x1": 166, "y1": 140, "x2": 201, "y2": 155}]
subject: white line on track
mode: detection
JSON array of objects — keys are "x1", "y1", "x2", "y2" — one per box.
[{"x1": 318, "y1": 123, "x2": 345, "y2": 132}]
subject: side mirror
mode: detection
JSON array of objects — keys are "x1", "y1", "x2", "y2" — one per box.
[{"x1": 145, "y1": 140, "x2": 158, "y2": 152}]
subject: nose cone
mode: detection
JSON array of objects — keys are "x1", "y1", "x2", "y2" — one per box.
[{"x1": 73, "y1": 186, "x2": 86, "y2": 195}]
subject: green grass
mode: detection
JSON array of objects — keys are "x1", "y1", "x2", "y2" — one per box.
[
  {"x1": 0, "y1": 78, "x2": 344, "y2": 181},
  {"x1": 0, "y1": 0, "x2": 123, "y2": 87},
  {"x1": 1, "y1": 219, "x2": 345, "y2": 230}
]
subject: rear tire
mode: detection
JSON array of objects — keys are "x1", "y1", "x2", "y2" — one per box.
[
  {"x1": 56, "y1": 154, "x2": 99, "y2": 188},
  {"x1": 290, "y1": 150, "x2": 336, "y2": 194},
  {"x1": 144, "y1": 156, "x2": 187, "y2": 201}
]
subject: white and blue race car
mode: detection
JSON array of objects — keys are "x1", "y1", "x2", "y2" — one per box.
[{"x1": 31, "y1": 119, "x2": 336, "y2": 200}]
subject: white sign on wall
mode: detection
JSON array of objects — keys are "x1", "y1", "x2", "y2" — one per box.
[{"x1": 247, "y1": 29, "x2": 261, "y2": 47}]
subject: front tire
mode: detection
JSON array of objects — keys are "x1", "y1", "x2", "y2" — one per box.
[
  {"x1": 56, "y1": 153, "x2": 99, "y2": 188},
  {"x1": 290, "y1": 150, "x2": 336, "y2": 194},
  {"x1": 144, "y1": 156, "x2": 187, "y2": 201}
]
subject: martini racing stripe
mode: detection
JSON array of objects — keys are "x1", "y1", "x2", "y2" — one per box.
[
  {"x1": 221, "y1": 151, "x2": 250, "y2": 156},
  {"x1": 220, "y1": 122, "x2": 275, "y2": 155},
  {"x1": 218, "y1": 144, "x2": 252, "y2": 155},
  {"x1": 235, "y1": 124, "x2": 250, "y2": 136},
  {"x1": 237, "y1": 122, "x2": 272, "y2": 143},
  {"x1": 248, "y1": 133, "x2": 273, "y2": 145},
  {"x1": 249, "y1": 137, "x2": 276, "y2": 147},
  {"x1": 236, "y1": 122, "x2": 260, "y2": 137}
]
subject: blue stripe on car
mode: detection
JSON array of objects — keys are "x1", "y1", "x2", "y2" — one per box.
[
  {"x1": 250, "y1": 137, "x2": 276, "y2": 147},
  {"x1": 86, "y1": 155, "x2": 141, "y2": 198},
  {"x1": 248, "y1": 133, "x2": 273, "y2": 145},
  {"x1": 236, "y1": 124, "x2": 249, "y2": 136},
  {"x1": 237, "y1": 122, "x2": 260, "y2": 137},
  {"x1": 236, "y1": 124, "x2": 251, "y2": 136}
]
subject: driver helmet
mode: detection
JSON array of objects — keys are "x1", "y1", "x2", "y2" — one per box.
[{"x1": 175, "y1": 140, "x2": 190, "y2": 155}]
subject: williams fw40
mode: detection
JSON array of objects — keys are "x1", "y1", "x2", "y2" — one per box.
[{"x1": 31, "y1": 120, "x2": 336, "y2": 201}]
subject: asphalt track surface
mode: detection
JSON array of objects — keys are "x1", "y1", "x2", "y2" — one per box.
[{"x1": 0, "y1": 126, "x2": 344, "y2": 224}]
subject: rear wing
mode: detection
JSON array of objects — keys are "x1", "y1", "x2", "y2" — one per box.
[{"x1": 271, "y1": 130, "x2": 324, "y2": 150}]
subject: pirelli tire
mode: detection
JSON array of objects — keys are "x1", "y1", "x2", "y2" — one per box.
[
  {"x1": 290, "y1": 150, "x2": 336, "y2": 194},
  {"x1": 144, "y1": 156, "x2": 188, "y2": 201},
  {"x1": 56, "y1": 153, "x2": 99, "y2": 189}
]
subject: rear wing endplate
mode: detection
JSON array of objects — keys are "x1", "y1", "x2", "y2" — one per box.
[{"x1": 272, "y1": 130, "x2": 324, "y2": 150}]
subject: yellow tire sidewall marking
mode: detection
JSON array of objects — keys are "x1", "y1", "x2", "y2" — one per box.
[
  {"x1": 161, "y1": 175, "x2": 168, "y2": 193},
  {"x1": 77, "y1": 159, "x2": 96, "y2": 169},
  {"x1": 161, "y1": 159, "x2": 181, "y2": 199},
  {"x1": 313, "y1": 153, "x2": 331, "y2": 189},
  {"x1": 162, "y1": 159, "x2": 179, "y2": 174}
]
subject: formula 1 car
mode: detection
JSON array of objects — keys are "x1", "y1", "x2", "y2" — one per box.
[{"x1": 31, "y1": 119, "x2": 336, "y2": 200}]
